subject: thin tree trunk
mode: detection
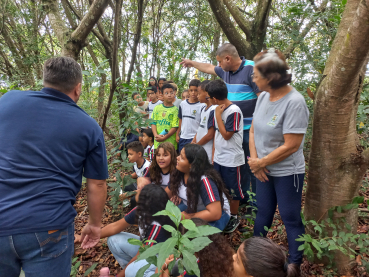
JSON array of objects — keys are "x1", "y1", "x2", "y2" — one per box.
[
  {"x1": 126, "y1": 0, "x2": 145, "y2": 84},
  {"x1": 304, "y1": 0, "x2": 369, "y2": 273},
  {"x1": 102, "y1": 0, "x2": 123, "y2": 130}
]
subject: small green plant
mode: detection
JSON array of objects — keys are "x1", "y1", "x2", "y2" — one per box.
[
  {"x1": 128, "y1": 201, "x2": 222, "y2": 277},
  {"x1": 240, "y1": 191, "x2": 258, "y2": 238},
  {"x1": 70, "y1": 257, "x2": 98, "y2": 277},
  {"x1": 296, "y1": 196, "x2": 369, "y2": 271}
]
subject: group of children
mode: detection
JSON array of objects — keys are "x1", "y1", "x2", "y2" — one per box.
[{"x1": 75, "y1": 78, "x2": 301, "y2": 277}]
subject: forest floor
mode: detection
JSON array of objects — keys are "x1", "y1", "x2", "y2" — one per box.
[{"x1": 72, "y1": 148, "x2": 369, "y2": 277}]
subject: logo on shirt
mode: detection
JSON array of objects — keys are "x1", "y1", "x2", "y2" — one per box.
[
  {"x1": 267, "y1": 114, "x2": 279, "y2": 126},
  {"x1": 192, "y1": 110, "x2": 197, "y2": 116},
  {"x1": 202, "y1": 116, "x2": 207, "y2": 123},
  {"x1": 162, "y1": 111, "x2": 166, "y2": 117}
]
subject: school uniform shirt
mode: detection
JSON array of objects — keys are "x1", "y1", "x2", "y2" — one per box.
[
  {"x1": 213, "y1": 104, "x2": 245, "y2": 167},
  {"x1": 144, "y1": 144, "x2": 155, "y2": 161},
  {"x1": 173, "y1": 176, "x2": 231, "y2": 215},
  {"x1": 147, "y1": 100, "x2": 163, "y2": 118},
  {"x1": 143, "y1": 168, "x2": 170, "y2": 189},
  {"x1": 134, "y1": 101, "x2": 149, "y2": 115},
  {"x1": 178, "y1": 100, "x2": 206, "y2": 139},
  {"x1": 195, "y1": 105, "x2": 216, "y2": 162},
  {"x1": 214, "y1": 57, "x2": 259, "y2": 130},
  {"x1": 124, "y1": 207, "x2": 168, "y2": 246},
  {"x1": 152, "y1": 104, "x2": 179, "y2": 149},
  {"x1": 133, "y1": 159, "x2": 151, "y2": 177}
]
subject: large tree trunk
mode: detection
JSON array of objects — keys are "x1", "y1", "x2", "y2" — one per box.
[{"x1": 304, "y1": 0, "x2": 369, "y2": 273}]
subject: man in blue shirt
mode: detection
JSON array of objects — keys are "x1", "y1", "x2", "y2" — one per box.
[
  {"x1": 181, "y1": 43, "x2": 259, "y2": 228},
  {"x1": 0, "y1": 57, "x2": 109, "y2": 276}
]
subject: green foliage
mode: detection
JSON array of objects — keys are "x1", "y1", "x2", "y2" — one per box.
[
  {"x1": 70, "y1": 257, "x2": 97, "y2": 276},
  {"x1": 128, "y1": 201, "x2": 222, "y2": 277},
  {"x1": 297, "y1": 196, "x2": 369, "y2": 271},
  {"x1": 70, "y1": 257, "x2": 81, "y2": 277}
]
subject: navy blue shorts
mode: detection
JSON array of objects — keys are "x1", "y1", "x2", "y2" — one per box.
[
  {"x1": 178, "y1": 138, "x2": 193, "y2": 153},
  {"x1": 213, "y1": 162, "x2": 245, "y2": 200}
]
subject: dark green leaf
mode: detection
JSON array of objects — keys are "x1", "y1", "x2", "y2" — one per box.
[
  {"x1": 137, "y1": 242, "x2": 164, "y2": 261},
  {"x1": 157, "y1": 238, "x2": 177, "y2": 272},
  {"x1": 182, "y1": 250, "x2": 200, "y2": 277},
  {"x1": 84, "y1": 263, "x2": 97, "y2": 276},
  {"x1": 128, "y1": 238, "x2": 143, "y2": 246},
  {"x1": 181, "y1": 219, "x2": 198, "y2": 232},
  {"x1": 190, "y1": 237, "x2": 213, "y2": 252},
  {"x1": 183, "y1": 225, "x2": 221, "y2": 238},
  {"x1": 135, "y1": 263, "x2": 151, "y2": 277}
]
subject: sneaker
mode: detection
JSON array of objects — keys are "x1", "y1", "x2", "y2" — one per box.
[{"x1": 223, "y1": 216, "x2": 241, "y2": 233}]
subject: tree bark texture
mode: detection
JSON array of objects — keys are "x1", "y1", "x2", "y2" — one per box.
[
  {"x1": 304, "y1": 0, "x2": 369, "y2": 273},
  {"x1": 43, "y1": 0, "x2": 109, "y2": 60}
]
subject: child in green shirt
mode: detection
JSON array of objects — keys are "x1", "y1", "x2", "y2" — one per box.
[{"x1": 151, "y1": 83, "x2": 179, "y2": 149}]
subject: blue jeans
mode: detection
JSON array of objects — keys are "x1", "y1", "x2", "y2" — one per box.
[
  {"x1": 0, "y1": 223, "x2": 74, "y2": 277},
  {"x1": 177, "y1": 202, "x2": 230, "y2": 231},
  {"x1": 107, "y1": 232, "x2": 157, "y2": 277},
  {"x1": 178, "y1": 138, "x2": 193, "y2": 153},
  {"x1": 253, "y1": 174, "x2": 305, "y2": 264},
  {"x1": 241, "y1": 129, "x2": 257, "y2": 206}
]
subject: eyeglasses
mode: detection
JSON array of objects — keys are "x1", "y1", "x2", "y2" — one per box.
[{"x1": 251, "y1": 72, "x2": 261, "y2": 79}]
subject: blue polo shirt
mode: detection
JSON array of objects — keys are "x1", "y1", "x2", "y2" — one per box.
[
  {"x1": 0, "y1": 88, "x2": 109, "y2": 236},
  {"x1": 214, "y1": 57, "x2": 259, "y2": 130}
]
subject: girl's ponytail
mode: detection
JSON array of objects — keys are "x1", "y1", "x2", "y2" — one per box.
[{"x1": 286, "y1": 263, "x2": 300, "y2": 277}]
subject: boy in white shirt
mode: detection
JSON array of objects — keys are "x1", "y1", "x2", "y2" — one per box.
[
  {"x1": 176, "y1": 79, "x2": 205, "y2": 152},
  {"x1": 192, "y1": 80, "x2": 216, "y2": 162},
  {"x1": 146, "y1": 86, "x2": 162, "y2": 118},
  {"x1": 208, "y1": 79, "x2": 246, "y2": 233}
]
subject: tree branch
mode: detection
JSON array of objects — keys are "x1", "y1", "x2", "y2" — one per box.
[
  {"x1": 252, "y1": 0, "x2": 273, "y2": 53},
  {"x1": 206, "y1": 0, "x2": 252, "y2": 58},
  {"x1": 41, "y1": 0, "x2": 69, "y2": 46},
  {"x1": 283, "y1": 0, "x2": 328, "y2": 58},
  {"x1": 223, "y1": 0, "x2": 252, "y2": 40},
  {"x1": 70, "y1": 0, "x2": 109, "y2": 45}
]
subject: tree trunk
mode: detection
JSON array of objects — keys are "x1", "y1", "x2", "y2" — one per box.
[
  {"x1": 43, "y1": 0, "x2": 109, "y2": 60},
  {"x1": 126, "y1": 0, "x2": 145, "y2": 84},
  {"x1": 304, "y1": 0, "x2": 369, "y2": 273},
  {"x1": 102, "y1": 0, "x2": 123, "y2": 130}
]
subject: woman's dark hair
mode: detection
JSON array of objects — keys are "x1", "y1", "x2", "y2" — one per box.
[
  {"x1": 240, "y1": 237, "x2": 300, "y2": 277},
  {"x1": 148, "y1": 76, "x2": 158, "y2": 88},
  {"x1": 142, "y1": 128, "x2": 154, "y2": 142},
  {"x1": 158, "y1": 77, "x2": 166, "y2": 82},
  {"x1": 169, "y1": 144, "x2": 230, "y2": 213},
  {"x1": 149, "y1": 142, "x2": 177, "y2": 185},
  {"x1": 180, "y1": 218, "x2": 234, "y2": 277},
  {"x1": 135, "y1": 184, "x2": 174, "y2": 239},
  {"x1": 253, "y1": 49, "x2": 292, "y2": 89}
]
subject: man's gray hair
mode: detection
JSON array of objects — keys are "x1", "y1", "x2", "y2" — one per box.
[
  {"x1": 216, "y1": 43, "x2": 239, "y2": 58},
  {"x1": 43, "y1": 57, "x2": 82, "y2": 93}
]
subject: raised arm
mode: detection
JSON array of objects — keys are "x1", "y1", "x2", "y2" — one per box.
[{"x1": 180, "y1": 58, "x2": 216, "y2": 76}]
